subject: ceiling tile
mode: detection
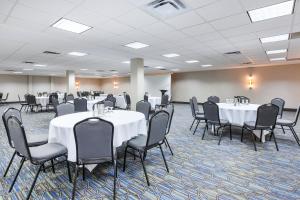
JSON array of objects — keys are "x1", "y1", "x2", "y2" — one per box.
[
  {"x1": 210, "y1": 13, "x2": 251, "y2": 31},
  {"x1": 164, "y1": 11, "x2": 204, "y2": 29},
  {"x1": 181, "y1": 23, "x2": 215, "y2": 36}
]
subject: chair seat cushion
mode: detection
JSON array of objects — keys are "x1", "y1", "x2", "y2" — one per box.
[
  {"x1": 276, "y1": 118, "x2": 293, "y2": 126},
  {"x1": 128, "y1": 135, "x2": 147, "y2": 150},
  {"x1": 244, "y1": 121, "x2": 271, "y2": 130},
  {"x1": 27, "y1": 133, "x2": 48, "y2": 147},
  {"x1": 30, "y1": 143, "x2": 67, "y2": 163}
]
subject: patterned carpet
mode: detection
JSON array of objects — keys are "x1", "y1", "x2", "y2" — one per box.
[{"x1": 0, "y1": 103, "x2": 300, "y2": 200}]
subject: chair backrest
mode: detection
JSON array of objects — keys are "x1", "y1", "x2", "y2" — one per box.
[
  {"x1": 235, "y1": 96, "x2": 250, "y2": 103},
  {"x1": 255, "y1": 104, "x2": 279, "y2": 128},
  {"x1": 92, "y1": 101, "x2": 104, "y2": 111},
  {"x1": 7, "y1": 116, "x2": 31, "y2": 159},
  {"x1": 73, "y1": 117, "x2": 114, "y2": 164},
  {"x1": 125, "y1": 94, "x2": 131, "y2": 105},
  {"x1": 104, "y1": 100, "x2": 114, "y2": 108},
  {"x1": 189, "y1": 99, "x2": 196, "y2": 118},
  {"x1": 27, "y1": 95, "x2": 35, "y2": 104},
  {"x1": 191, "y1": 96, "x2": 199, "y2": 112},
  {"x1": 146, "y1": 110, "x2": 169, "y2": 147},
  {"x1": 3, "y1": 93, "x2": 9, "y2": 100},
  {"x1": 56, "y1": 103, "x2": 74, "y2": 117},
  {"x1": 144, "y1": 94, "x2": 149, "y2": 102},
  {"x1": 161, "y1": 94, "x2": 169, "y2": 105},
  {"x1": 66, "y1": 94, "x2": 74, "y2": 101},
  {"x1": 203, "y1": 101, "x2": 220, "y2": 124},
  {"x1": 164, "y1": 104, "x2": 174, "y2": 134},
  {"x1": 136, "y1": 100, "x2": 151, "y2": 120},
  {"x1": 106, "y1": 94, "x2": 116, "y2": 107},
  {"x1": 292, "y1": 106, "x2": 300, "y2": 126},
  {"x1": 271, "y1": 98, "x2": 285, "y2": 118},
  {"x1": 2, "y1": 108, "x2": 22, "y2": 148},
  {"x1": 0, "y1": 92, "x2": 3, "y2": 99},
  {"x1": 74, "y1": 98, "x2": 88, "y2": 112},
  {"x1": 207, "y1": 96, "x2": 220, "y2": 103}
]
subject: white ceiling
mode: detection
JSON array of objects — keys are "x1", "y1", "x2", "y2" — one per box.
[{"x1": 0, "y1": 0, "x2": 299, "y2": 77}]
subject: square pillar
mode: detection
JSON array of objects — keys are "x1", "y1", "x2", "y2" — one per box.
[{"x1": 130, "y1": 58, "x2": 144, "y2": 110}]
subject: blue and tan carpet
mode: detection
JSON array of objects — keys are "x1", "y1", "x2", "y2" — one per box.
[{"x1": 0, "y1": 103, "x2": 300, "y2": 199}]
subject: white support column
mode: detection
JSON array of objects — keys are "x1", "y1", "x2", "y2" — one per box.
[
  {"x1": 66, "y1": 70, "x2": 76, "y2": 95},
  {"x1": 130, "y1": 58, "x2": 144, "y2": 110},
  {"x1": 27, "y1": 75, "x2": 33, "y2": 94},
  {"x1": 50, "y1": 76, "x2": 55, "y2": 92}
]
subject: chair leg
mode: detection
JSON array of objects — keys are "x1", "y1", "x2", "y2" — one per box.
[
  {"x1": 82, "y1": 164, "x2": 85, "y2": 181},
  {"x1": 269, "y1": 132, "x2": 273, "y2": 141},
  {"x1": 202, "y1": 123, "x2": 207, "y2": 140},
  {"x1": 260, "y1": 130, "x2": 263, "y2": 142},
  {"x1": 143, "y1": 151, "x2": 147, "y2": 160},
  {"x1": 113, "y1": 159, "x2": 117, "y2": 200},
  {"x1": 290, "y1": 127, "x2": 300, "y2": 146},
  {"x1": 190, "y1": 119, "x2": 195, "y2": 130},
  {"x1": 66, "y1": 160, "x2": 72, "y2": 183},
  {"x1": 123, "y1": 146, "x2": 128, "y2": 172},
  {"x1": 218, "y1": 127, "x2": 223, "y2": 145},
  {"x1": 3, "y1": 151, "x2": 16, "y2": 177},
  {"x1": 51, "y1": 159, "x2": 55, "y2": 173},
  {"x1": 138, "y1": 151, "x2": 150, "y2": 186},
  {"x1": 159, "y1": 145, "x2": 169, "y2": 173},
  {"x1": 229, "y1": 125, "x2": 232, "y2": 140},
  {"x1": 193, "y1": 120, "x2": 200, "y2": 135},
  {"x1": 281, "y1": 125, "x2": 286, "y2": 134},
  {"x1": 72, "y1": 165, "x2": 79, "y2": 200},
  {"x1": 271, "y1": 131, "x2": 279, "y2": 151},
  {"x1": 26, "y1": 165, "x2": 42, "y2": 200},
  {"x1": 165, "y1": 138, "x2": 174, "y2": 156},
  {"x1": 251, "y1": 132, "x2": 257, "y2": 151},
  {"x1": 241, "y1": 127, "x2": 244, "y2": 142},
  {"x1": 9, "y1": 157, "x2": 25, "y2": 192}
]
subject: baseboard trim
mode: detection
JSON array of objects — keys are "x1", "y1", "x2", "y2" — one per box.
[{"x1": 171, "y1": 101, "x2": 297, "y2": 112}]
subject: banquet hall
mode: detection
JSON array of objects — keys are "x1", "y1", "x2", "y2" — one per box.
[{"x1": 0, "y1": 0, "x2": 300, "y2": 199}]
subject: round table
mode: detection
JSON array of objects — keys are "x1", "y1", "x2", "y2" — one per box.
[
  {"x1": 48, "y1": 110, "x2": 147, "y2": 164},
  {"x1": 36, "y1": 96, "x2": 49, "y2": 107},
  {"x1": 148, "y1": 97, "x2": 161, "y2": 109}
]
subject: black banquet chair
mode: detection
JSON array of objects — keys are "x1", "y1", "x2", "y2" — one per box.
[
  {"x1": 56, "y1": 103, "x2": 74, "y2": 117},
  {"x1": 207, "y1": 96, "x2": 220, "y2": 103},
  {"x1": 275, "y1": 105, "x2": 300, "y2": 146},
  {"x1": 241, "y1": 104, "x2": 279, "y2": 151},
  {"x1": 74, "y1": 98, "x2": 88, "y2": 112},
  {"x1": 2, "y1": 108, "x2": 48, "y2": 178},
  {"x1": 155, "y1": 94, "x2": 169, "y2": 109},
  {"x1": 136, "y1": 100, "x2": 151, "y2": 121},
  {"x1": 192, "y1": 96, "x2": 203, "y2": 115},
  {"x1": 202, "y1": 101, "x2": 232, "y2": 144},
  {"x1": 6, "y1": 116, "x2": 71, "y2": 200},
  {"x1": 123, "y1": 110, "x2": 170, "y2": 186},
  {"x1": 106, "y1": 94, "x2": 116, "y2": 108},
  {"x1": 164, "y1": 104, "x2": 175, "y2": 155},
  {"x1": 271, "y1": 98, "x2": 285, "y2": 119},
  {"x1": 189, "y1": 99, "x2": 206, "y2": 134},
  {"x1": 66, "y1": 94, "x2": 74, "y2": 102},
  {"x1": 72, "y1": 117, "x2": 117, "y2": 200},
  {"x1": 125, "y1": 93, "x2": 131, "y2": 110}
]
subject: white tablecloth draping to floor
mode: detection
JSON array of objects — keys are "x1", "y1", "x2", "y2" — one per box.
[
  {"x1": 217, "y1": 103, "x2": 269, "y2": 142},
  {"x1": 36, "y1": 97, "x2": 49, "y2": 107},
  {"x1": 57, "y1": 94, "x2": 64, "y2": 103},
  {"x1": 148, "y1": 97, "x2": 161, "y2": 109},
  {"x1": 48, "y1": 110, "x2": 147, "y2": 170}
]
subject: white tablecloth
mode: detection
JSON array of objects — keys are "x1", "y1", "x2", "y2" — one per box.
[
  {"x1": 217, "y1": 103, "x2": 269, "y2": 142},
  {"x1": 148, "y1": 97, "x2": 161, "y2": 109},
  {"x1": 57, "y1": 94, "x2": 64, "y2": 103},
  {"x1": 48, "y1": 110, "x2": 147, "y2": 165},
  {"x1": 36, "y1": 97, "x2": 49, "y2": 107},
  {"x1": 95, "y1": 95, "x2": 127, "y2": 109}
]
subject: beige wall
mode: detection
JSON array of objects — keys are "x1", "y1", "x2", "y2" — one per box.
[
  {"x1": 0, "y1": 74, "x2": 28, "y2": 101},
  {"x1": 76, "y1": 78, "x2": 101, "y2": 91},
  {"x1": 100, "y1": 77, "x2": 130, "y2": 95},
  {"x1": 171, "y1": 64, "x2": 300, "y2": 108}
]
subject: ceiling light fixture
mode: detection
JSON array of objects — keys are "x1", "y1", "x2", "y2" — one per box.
[
  {"x1": 185, "y1": 60, "x2": 199, "y2": 63},
  {"x1": 51, "y1": 18, "x2": 92, "y2": 34},
  {"x1": 23, "y1": 68, "x2": 33, "y2": 71},
  {"x1": 68, "y1": 52, "x2": 88, "y2": 56},
  {"x1": 155, "y1": 66, "x2": 165, "y2": 69},
  {"x1": 33, "y1": 64, "x2": 46, "y2": 67},
  {"x1": 270, "y1": 57, "x2": 286, "y2": 61},
  {"x1": 80, "y1": 69, "x2": 88, "y2": 71},
  {"x1": 266, "y1": 49, "x2": 287, "y2": 54},
  {"x1": 248, "y1": 0, "x2": 295, "y2": 22},
  {"x1": 124, "y1": 42, "x2": 149, "y2": 49},
  {"x1": 171, "y1": 69, "x2": 180, "y2": 72},
  {"x1": 201, "y1": 64, "x2": 213, "y2": 67},
  {"x1": 163, "y1": 53, "x2": 180, "y2": 58},
  {"x1": 13, "y1": 71, "x2": 23, "y2": 74},
  {"x1": 122, "y1": 61, "x2": 130, "y2": 64},
  {"x1": 260, "y1": 34, "x2": 289, "y2": 43}
]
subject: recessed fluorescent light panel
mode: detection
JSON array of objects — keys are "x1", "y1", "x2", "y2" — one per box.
[
  {"x1": 13, "y1": 71, "x2": 23, "y2": 74},
  {"x1": 266, "y1": 49, "x2": 287, "y2": 55},
  {"x1": 201, "y1": 64, "x2": 213, "y2": 67},
  {"x1": 248, "y1": 0, "x2": 295, "y2": 22},
  {"x1": 155, "y1": 66, "x2": 165, "y2": 69},
  {"x1": 163, "y1": 53, "x2": 180, "y2": 58},
  {"x1": 185, "y1": 60, "x2": 199, "y2": 63},
  {"x1": 270, "y1": 57, "x2": 286, "y2": 61},
  {"x1": 80, "y1": 69, "x2": 88, "y2": 71},
  {"x1": 52, "y1": 18, "x2": 92, "y2": 33},
  {"x1": 23, "y1": 68, "x2": 33, "y2": 71},
  {"x1": 33, "y1": 64, "x2": 46, "y2": 67},
  {"x1": 171, "y1": 69, "x2": 180, "y2": 72},
  {"x1": 122, "y1": 61, "x2": 130, "y2": 64},
  {"x1": 125, "y1": 42, "x2": 149, "y2": 49},
  {"x1": 68, "y1": 52, "x2": 88, "y2": 56},
  {"x1": 260, "y1": 34, "x2": 289, "y2": 43}
]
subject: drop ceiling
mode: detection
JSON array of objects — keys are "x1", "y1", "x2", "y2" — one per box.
[{"x1": 0, "y1": 0, "x2": 299, "y2": 77}]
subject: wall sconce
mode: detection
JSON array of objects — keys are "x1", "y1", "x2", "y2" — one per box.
[
  {"x1": 75, "y1": 81, "x2": 80, "y2": 90},
  {"x1": 113, "y1": 81, "x2": 119, "y2": 89},
  {"x1": 248, "y1": 75, "x2": 253, "y2": 90}
]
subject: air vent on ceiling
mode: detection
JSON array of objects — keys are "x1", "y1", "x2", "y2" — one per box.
[
  {"x1": 144, "y1": 66, "x2": 150, "y2": 68},
  {"x1": 23, "y1": 61, "x2": 35, "y2": 64},
  {"x1": 4, "y1": 69, "x2": 15, "y2": 72},
  {"x1": 224, "y1": 51, "x2": 241, "y2": 55},
  {"x1": 96, "y1": 70, "x2": 105, "y2": 72},
  {"x1": 159, "y1": 68, "x2": 167, "y2": 71},
  {"x1": 109, "y1": 70, "x2": 117, "y2": 72},
  {"x1": 242, "y1": 62, "x2": 253, "y2": 65},
  {"x1": 144, "y1": 0, "x2": 188, "y2": 19},
  {"x1": 43, "y1": 51, "x2": 60, "y2": 55},
  {"x1": 290, "y1": 32, "x2": 300, "y2": 39}
]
